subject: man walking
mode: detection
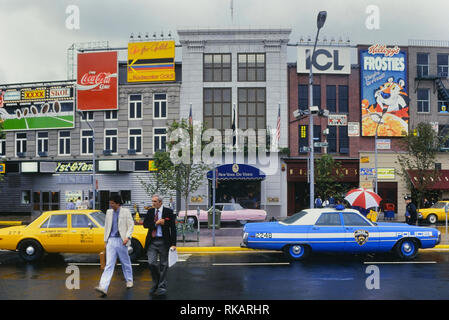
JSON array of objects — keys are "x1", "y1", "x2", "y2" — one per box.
[
  {"x1": 95, "y1": 195, "x2": 134, "y2": 296},
  {"x1": 143, "y1": 195, "x2": 177, "y2": 296},
  {"x1": 405, "y1": 195, "x2": 418, "y2": 226}
]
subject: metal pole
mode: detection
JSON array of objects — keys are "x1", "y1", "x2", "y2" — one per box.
[
  {"x1": 212, "y1": 167, "x2": 216, "y2": 246},
  {"x1": 78, "y1": 111, "x2": 96, "y2": 210},
  {"x1": 445, "y1": 203, "x2": 448, "y2": 239},
  {"x1": 374, "y1": 126, "x2": 378, "y2": 194}
]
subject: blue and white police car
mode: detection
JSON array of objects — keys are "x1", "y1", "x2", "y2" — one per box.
[{"x1": 241, "y1": 205, "x2": 441, "y2": 261}]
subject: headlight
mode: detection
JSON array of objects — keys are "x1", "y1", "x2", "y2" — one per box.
[
  {"x1": 418, "y1": 213, "x2": 423, "y2": 219},
  {"x1": 243, "y1": 232, "x2": 249, "y2": 244}
]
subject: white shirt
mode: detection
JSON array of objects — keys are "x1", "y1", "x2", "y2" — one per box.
[{"x1": 155, "y1": 205, "x2": 163, "y2": 237}]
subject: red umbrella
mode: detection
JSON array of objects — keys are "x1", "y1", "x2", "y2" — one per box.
[{"x1": 344, "y1": 188, "x2": 382, "y2": 209}]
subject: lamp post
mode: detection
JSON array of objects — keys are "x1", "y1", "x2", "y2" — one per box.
[
  {"x1": 78, "y1": 111, "x2": 96, "y2": 210},
  {"x1": 373, "y1": 111, "x2": 386, "y2": 195},
  {"x1": 308, "y1": 11, "x2": 327, "y2": 209}
]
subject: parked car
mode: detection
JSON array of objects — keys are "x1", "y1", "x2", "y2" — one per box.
[
  {"x1": 178, "y1": 203, "x2": 267, "y2": 225},
  {"x1": 418, "y1": 201, "x2": 449, "y2": 224},
  {"x1": 241, "y1": 205, "x2": 440, "y2": 261},
  {"x1": 0, "y1": 210, "x2": 148, "y2": 262}
]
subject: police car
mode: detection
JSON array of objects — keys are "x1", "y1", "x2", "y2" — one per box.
[{"x1": 241, "y1": 205, "x2": 441, "y2": 261}]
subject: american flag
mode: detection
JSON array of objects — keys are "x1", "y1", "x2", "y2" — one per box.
[
  {"x1": 188, "y1": 103, "x2": 193, "y2": 126},
  {"x1": 276, "y1": 104, "x2": 281, "y2": 143}
]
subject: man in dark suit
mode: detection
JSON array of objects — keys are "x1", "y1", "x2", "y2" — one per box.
[{"x1": 143, "y1": 195, "x2": 177, "y2": 296}]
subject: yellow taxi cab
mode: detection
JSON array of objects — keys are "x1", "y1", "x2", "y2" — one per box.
[
  {"x1": 418, "y1": 201, "x2": 449, "y2": 224},
  {"x1": 0, "y1": 210, "x2": 148, "y2": 262}
]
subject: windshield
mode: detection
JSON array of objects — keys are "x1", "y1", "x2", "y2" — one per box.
[
  {"x1": 432, "y1": 202, "x2": 449, "y2": 209},
  {"x1": 89, "y1": 211, "x2": 106, "y2": 227},
  {"x1": 281, "y1": 211, "x2": 308, "y2": 225}
]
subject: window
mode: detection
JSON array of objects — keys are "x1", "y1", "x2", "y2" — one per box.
[
  {"x1": 339, "y1": 126, "x2": 349, "y2": 154},
  {"x1": 129, "y1": 94, "x2": 142, "y2": 119},
  {"x1": 120, "y1": 190, "x2": 131, "y2": 205},
  {"x1": 81, "y1": 130, "x2": 93, "y2": 155},
  {"x1": 204, "y1": 53, "x2": 232, "y2": 82},
  {"x1": 298, "y1": 125, "x2": 308, "y2": 153},
  {"x1": 417, "y1": 88, "x2": 430, "y2": 113},
  {"x1": 438, "y1": 91, "x2": 448, "y2": 113},
  {"x1": 238, "y1": 88, "x2": 266, "y2": 130},
  {"x1": 238, "y1": 53, "x2": 265, "y2": 82},
  {"x1": 313, "y1": 85, "x2": 321, "y2": 108},
  {"x1": 281, "y1": 211, "x2": 308, "y2": 224},
  {"x1": 315, "y1": 213, "x2": 342, "y2": 226},
  {"x1": 80, "y1": 111, "x2": 94, "y2": 121},
  {"x1": 327, "y1": 126, "x2": 337, "y2": 153},
  {"x1": 21, "y1": 191, "x2": 31, "y2": 204},
  {"x1": 313, "y1": 125, "x2": 321, "y2": 154},
  {"x1": 36, "y1": 131, "x2": 48, "y2": 156},
  {"x1": 342, "y1": 212, "x2": 371, "y2": 226},
  {"x1": 204, "y1": 88, "x2": 232, "y2": 131},
  {"x1": 326, "y1": 85, "x2": 337, "y2": 113},
  {"x1": 437, "y1": 54, "x2": 449, "y2": 77},
  {"x1": 90, "y1": 211, "x2": 106, "y2": 227},
  {"x1": 338, "y1": 85, "x2": 349, "y2": 113},
  {"x1": 41, "y1": 214, "x2": 67, "y2": 228},
  {"x1": 58, "y1": 131, "x2": 71, "y2": 156},
  {"x1": 439, "y1": 125, "x2": 449, "y2": 150},
  {"x1": 104, "y1": 129, "x2": 117, "y2": 154},
  {"x1": 72, "y1": 214, "x2": 95, "y2": 228},
  {"x1": 0, "y1": 139, "x2": 5, "y2": 156},
  {"x1": 153, "y1": 128, "x2": 167, "y2": 153},
  {"x1": 153, "y1": 93, "x2": 167, "y2": 119},
  {"x1": 16, "y1": 132, "x2": 27, "y2": 156},
  {"x1": 129, "y1": 128, "x2": 142, "y2": 153},
  {"x1": 104, "y1": 110, "x2": 118, "y2": 121},
  {"x1": 298, "y1": 85, "x2": 308, "y2": 111},
  {"x1": 417, "y1": 53, "x2": 429, "y2": 78}
]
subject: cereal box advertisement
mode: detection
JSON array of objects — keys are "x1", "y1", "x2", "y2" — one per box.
[{"x1": 360, "y1": 44, "x2": 409, "y2": 137}]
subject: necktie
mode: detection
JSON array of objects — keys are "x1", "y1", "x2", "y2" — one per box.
[{"x1": 152, "y1": 209, "x2": 159, "y2": 238}]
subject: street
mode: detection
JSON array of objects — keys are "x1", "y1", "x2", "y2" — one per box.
[{"x1": 1, "y1": 248, "x2": 449, "y2": 300}]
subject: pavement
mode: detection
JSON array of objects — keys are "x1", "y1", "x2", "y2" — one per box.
[{"x1": 1, "y1": 214, "x2": 449, "y2": 250}]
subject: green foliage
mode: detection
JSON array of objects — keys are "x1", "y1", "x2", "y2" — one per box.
[{"x1": 315, "y1": 154, "x2": 345, "y2": 200}]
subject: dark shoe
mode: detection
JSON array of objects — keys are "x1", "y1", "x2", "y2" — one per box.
[
  {"x1": 153, "y1": 288, "x2": 167, "y2": 296},
  {"x1": 149, "y1": 286, "x2": 157, "y2": 295}
]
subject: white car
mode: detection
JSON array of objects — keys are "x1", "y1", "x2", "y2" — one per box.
[{"x1": 178, "y1": 203, "x2": 267, "y2": 226}]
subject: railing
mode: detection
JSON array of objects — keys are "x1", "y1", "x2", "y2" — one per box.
[{"x1": 409, "y1": 39, "x2": 449, "y2": 48}]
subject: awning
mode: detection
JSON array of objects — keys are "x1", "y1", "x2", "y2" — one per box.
[
  {"x1": 407, "y1": 170, "x2": 449, "y2": 190},
  {"x1": 207, "y1": 164, "x2": 266, "y2": 181}
]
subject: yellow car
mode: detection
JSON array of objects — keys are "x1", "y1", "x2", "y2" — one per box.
[
  {"x1": 418, "y1": 201, "x2": 449, "y2": 224},
  {"x1": 0, "y1": 210, "x2": 148, "y2": 262}
]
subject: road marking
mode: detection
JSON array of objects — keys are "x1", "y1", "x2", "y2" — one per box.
[
  {"x1": 212, "y1": 262, "x2": 290, "y2": 266},
  {"x1": 68, "y1": 263, "x2": 140, "y2": 266},
  {"x1": 363, "y1": 261, "x2": 437, "y2": 264}
]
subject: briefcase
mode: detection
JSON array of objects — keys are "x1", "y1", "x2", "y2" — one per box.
[{"x1": 99, "y1": 251, "x2": 106, "y2": 270}]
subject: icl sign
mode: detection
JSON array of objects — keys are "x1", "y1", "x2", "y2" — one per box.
[{"x1": 297, "y1": 46, "x2": 351, "y2": 74}]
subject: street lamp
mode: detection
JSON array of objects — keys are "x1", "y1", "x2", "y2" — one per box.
[
  {"x1": 78, "y1": 111, "x2": 96, "y2": 210},
  {"x1": 308, "y1": 11, "x2": 327, "y2": 208}
]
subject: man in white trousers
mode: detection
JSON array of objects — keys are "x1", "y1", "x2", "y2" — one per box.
[{"x1": 95, "y1": 194, "x2": 134, "y2": 296}]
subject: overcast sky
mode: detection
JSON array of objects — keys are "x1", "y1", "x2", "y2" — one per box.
[{"x1": 1, "y1": 0, "x2": 448, "y2": 84}]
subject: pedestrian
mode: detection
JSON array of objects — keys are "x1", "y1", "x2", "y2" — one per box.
[
  {"x1": 82, "y1": 197, "x2": 89, "y2": 210},
  {"x1": 143, "y1": 195, "x2": 177, "y2": 296},
  {"x1": 66, "y1": 199, "x2": 76, "y2": 210},
  {"x1": 314, "y1": 196, "x2": 322, "y2": 208},
  {"x1": 95, "y1": 194, "x2": 134, "y2": 296},
  {"x1": 75, "y1": 196, "x2": 82, "y2": 209},
  {"x1": 404, "y1": 195, "x2": 418, "y2": 226}
]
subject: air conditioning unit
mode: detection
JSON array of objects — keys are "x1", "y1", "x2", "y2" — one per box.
[
  {"x1": 17, "y1": 152, "x2": 26, "y2": 158},
  {"x1": 103, "y1": 150, "x2": 112, "y2": 156},
  {"x1": 38, "y1": 151, "x2": 48, "y2": 157},
  {"x1": 128, "y1": 149, "x2": 137, "y2": 155}
]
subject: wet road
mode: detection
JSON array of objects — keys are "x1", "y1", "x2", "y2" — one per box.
[{"x1": 1, "y1": 249, "x2": 449, "y2": 300}]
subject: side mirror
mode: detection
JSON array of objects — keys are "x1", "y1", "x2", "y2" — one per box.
[{"x1": 88, "y1": 223, "x2": 94, "y2": 229}]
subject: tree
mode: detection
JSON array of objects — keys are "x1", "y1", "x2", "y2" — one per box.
[
  {"x1": 315, "y1": 154, "x2": 345, "y2": 202},
  {"x1": 396, "y1": 122, "x2": 449, "y2": 209}
]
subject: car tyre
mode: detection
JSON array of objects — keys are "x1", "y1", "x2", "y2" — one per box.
[
  {"x1": 395, "y1": 239, "x2": 419, "y2": 260},
  {"x1": 284, "y1": 244, "x2": 310, "y2": 261},
  {"x1": 18, "y1": 239, "x2": 44, "y2": 262},
  {"x1": 427, "y1": 214, "x2": 438, "y2": 224},
  {"x1": 128, "y1": 238, "x2": 143, "y2": 262}
]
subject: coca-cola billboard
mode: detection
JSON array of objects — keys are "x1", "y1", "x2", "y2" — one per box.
[{"x1": 77, "y1": 51, "x2": 118, "y2": 111}]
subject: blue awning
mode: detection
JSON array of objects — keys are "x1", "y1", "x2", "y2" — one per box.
[{"x1": 207, "y1": 164, "x2": 266, "y2": 181}]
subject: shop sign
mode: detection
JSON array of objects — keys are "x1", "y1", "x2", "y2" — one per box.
[
  {"x1": 207, "y1": 164, "x2": 266, "y2": 180},
  {"x1": 21, "y1": 162, "x2": 38, "y2": 173},
  {"x1": 360, "y1": 168, "x2": 375, "y2": 176},
  {"x1": 360, "y1": 156, "x2": 370, "y2": 163},
  {"x1": 49, "y1": 87, "x2": 71, "y2": 99},
  {"x1": 378, "y1": 168, "x2": 395, "y2": 179},
  {"x1": 376, "y1": 139, "x2": 391, "y2": 150},
  {"x1": 328, "y1": 114, "x2": 347, "y2": 126},
  {"x1": 267, "y1": 197, "x2": 279, "y2": 203},
  {"x1": 127, "y1": 41, "x2": 176, "y2": 82},
  {"x1": 55, "y1": 161, "x2": 93, "y2": 173},
  {"x1": 348, "y1": 122, "x2": 360, "y2": 136},
  {"x1": 0, "y1": 163, "x2": 5, "y2": 174},
  {"x1": 77, "y1": 51, "x2": 118, "y2": 111},
  {"x1": 191, "y1": 196, "x2": 203, "y2": 203},
  {"x1": 148, "y1": 160, "x2": 158, "y2": 171},
  {"x1": 3, "y1": 90, "x2": 21, "y2": 101},
  {"x1": 360, "y1": 44, "x2": 408, "y2": 137},
  {"x1": 297, "y1": 46, "x2": 351, "y2": 74}
]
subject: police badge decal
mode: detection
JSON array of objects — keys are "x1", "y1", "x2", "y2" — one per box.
[{"x1": 354, "y1": 230, "x2": 369, "y2": 245}]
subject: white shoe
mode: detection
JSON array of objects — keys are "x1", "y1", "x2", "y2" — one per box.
[
  {"x1": 126, "y1": 281, "x2": 133, "y2": 288},
  {"x1": 95, "y1": 286, "x2": 107, "y2": 296}
]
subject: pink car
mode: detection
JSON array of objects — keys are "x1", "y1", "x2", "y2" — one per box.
[{"x1": 178, "y1": 203, "x2": 267, "y2": 226}]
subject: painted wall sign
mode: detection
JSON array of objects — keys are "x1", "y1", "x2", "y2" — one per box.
[
  {"x1": 297, "y1": 46, "x2": 351, "y2": 74},
  {"x1": 55, "y1": 161, "x2": 93, "y2": 173},
  {"x1": 348, "y1": 122, "x2": 360, "y2": 137},
  {"x1": 328, "y1": 114, "x2": 348, "y2": 126},
  {"x1": 360, "y1": 44, "x2": 408, "y2": 137}
]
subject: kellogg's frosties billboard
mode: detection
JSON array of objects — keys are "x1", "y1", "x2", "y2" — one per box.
[
  {"x1": 127, "y1": 41, "x2": 176, "y2": 83},
  {"x1": 360, "y1": 44, "x2": 409, "y2": 137}
]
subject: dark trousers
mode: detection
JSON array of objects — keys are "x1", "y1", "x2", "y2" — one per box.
[{"x1": 147, "y1": 238, "x2": 169, "y2": 291}]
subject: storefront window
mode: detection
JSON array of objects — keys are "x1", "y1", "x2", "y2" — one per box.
[{"x1": 21, "y1": 191, "x2": 31, "y2": 204}]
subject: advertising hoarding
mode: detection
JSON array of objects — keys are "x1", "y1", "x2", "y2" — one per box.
[
  {"x1": 297, "y1": 46, "x2": 351, "y2": 74},
  {"x1": 127, "y1": 41, "x2": 176, "y2": 82},
  {"x1": 360, "y1": 44, "x2": 408, "y2": 137},
  {"x1": 77, "y1": 51, "x2": 118, "y2": 111}
]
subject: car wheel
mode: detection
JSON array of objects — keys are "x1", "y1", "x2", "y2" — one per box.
[
  {"x1": 395, "y1": 239, "x2": 419, "y2": 260},
  {"x1": 284, "y1": 244, "x2": 310, "y2": 261},
  {"x1": 18, "y1": 239, "x2": 44, "y2": 262},
  {"x1": 128, "y1": 238, "x2": 143, "y2": 262},
  {"x1": 427, "y1": 214, "x2": 438, "y2": 224}
]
